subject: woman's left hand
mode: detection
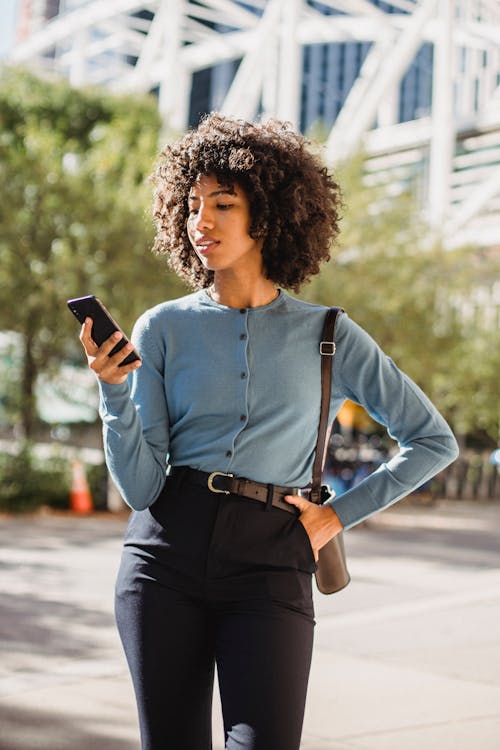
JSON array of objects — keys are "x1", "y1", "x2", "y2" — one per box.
[{"x1": 284, "y1": 494, "x2": 343, "y2": 562}]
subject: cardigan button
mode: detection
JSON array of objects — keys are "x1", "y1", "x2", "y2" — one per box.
[{"x1": 226, "y1": 450, "x2": 232, "y2": 458}]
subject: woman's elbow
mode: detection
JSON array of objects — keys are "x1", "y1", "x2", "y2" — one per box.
[{"x1": 440, "y1": 431, "x2": 460, "y2": 468}]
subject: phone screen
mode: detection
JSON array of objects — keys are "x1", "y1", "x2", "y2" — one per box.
[{"x1": 67, "y1": 295, "x2": 140, "y2": 367}]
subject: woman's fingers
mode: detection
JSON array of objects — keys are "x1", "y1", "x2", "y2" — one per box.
[
  {"x1": 91, "y1": 342, "x2": 142, "y2": 383},
  {"x1": 93, "y1": 357, "x2": 141, "y2": 384},
  {"x1": 80, "y1": 318, "x2": 122, "y2": 357},
  {"x1": 79, "y1": 317, "x2": 141, "y2": 384},
  {"x1": 79, "y1": 318, "x2": 98, "y2": 355},
  {"x1": 284, "y1": 494, "x2": 343, "y2": 560},
  {"x1": 283, "y1": 493, "x2": 309, "y2": 513}
]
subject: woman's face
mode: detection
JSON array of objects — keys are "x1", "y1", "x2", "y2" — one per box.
[{"x1": 186, "y1": 174, "x2": 264, "y2": 277}]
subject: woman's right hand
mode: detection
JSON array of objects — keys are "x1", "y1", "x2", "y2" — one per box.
[{"x1": 79, "y1": 317, "x2": 142, "y2": 385}]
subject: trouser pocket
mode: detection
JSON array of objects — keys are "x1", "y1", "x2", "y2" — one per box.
[
  {"x1": 293, "y1": 516, "x2": 318, "y2": 569},
  {"x1": 210, "y1": 494, "x2": 318, "y2": 575}
]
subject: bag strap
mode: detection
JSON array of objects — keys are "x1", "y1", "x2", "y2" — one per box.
[{"x1": 310, "y1": 306, "x2": 344, "y2": 504}]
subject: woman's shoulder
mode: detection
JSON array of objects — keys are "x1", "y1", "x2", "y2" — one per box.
[
  {"x1": 281, "y1": 293, "x2": 326, "y2": 313},
  {"x1": 131, "y1": 291, "x2": 205, "y2": 343},
  {"x1": 136, "y1": 290, "x2": 203, "y2": 324},
  {"x1": 283, "y1": 293, "x2": 350, "y2": 319},
  {"x1": 283, "y1": 295, "x2": 356, "y2": 334}
]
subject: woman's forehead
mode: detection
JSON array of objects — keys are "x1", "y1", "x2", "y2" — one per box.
[{"x1": 189, "y1": 173, "x2": 238, "y2": 197}]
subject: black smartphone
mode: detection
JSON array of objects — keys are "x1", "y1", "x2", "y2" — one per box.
[{"x1": 67, "y1": 295, "x2": 141, "y2": 367}]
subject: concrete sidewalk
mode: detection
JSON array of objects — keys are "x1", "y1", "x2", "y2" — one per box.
[
  {"x1": 305, "y1": 499, "x2": 500, "y2": 749},
  {"x1": 0, "y1": 499, "x2": 499, "y2": 749}
]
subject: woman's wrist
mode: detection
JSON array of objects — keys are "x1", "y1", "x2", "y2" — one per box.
[{"x1": 324, "y1": 502, "x2": 343, "y2": 532}]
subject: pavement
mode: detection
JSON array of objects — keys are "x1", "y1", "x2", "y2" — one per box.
[{"x1": 0, "y1": 498, "x2": 499, "y2": 749}]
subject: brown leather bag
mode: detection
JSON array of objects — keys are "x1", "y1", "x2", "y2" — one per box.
[{"x1": 310, "y1": 307, "x2": 350, "y2": 594}]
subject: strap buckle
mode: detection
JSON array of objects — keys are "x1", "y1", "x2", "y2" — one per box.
[
  {"x1": 207, "y1": 471, "x2": 234, "y2": 494},
  {"x1": 309, "y1": 484, "x2": 334, "y2": 504},
  {"x1": 320, "y1": 484, "x2": 334, "y2": 502},
  {"x1": 319, "y1": 341, "x2": 336, "y2": 356}
]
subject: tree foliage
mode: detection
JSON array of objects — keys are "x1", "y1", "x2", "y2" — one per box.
[
  {"x1": 302, "y1": 153, "x2": 500, "y2": 444},
  {"x1": 0, "y1": 68, "x2": 186, "y2": 436}
]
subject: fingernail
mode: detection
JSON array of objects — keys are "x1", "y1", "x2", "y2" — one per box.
[
  {"x1": 85, "y1": 317, "x2": 91, "y2": 324},
  {"x1": 113, "y1": 332, "x2": 122, "y2": 340}
]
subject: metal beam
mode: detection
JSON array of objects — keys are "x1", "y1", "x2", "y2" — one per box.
[
  {"x1": 158, "y1": 0, "x2": 189, "y2": 132},
  {"x1": 381, "y1": 0, "x2": 419, "y2": 11},
  {"x1": 325, "y1": 0, "x2": 439, "y2": 162},
  {"x1": 10, "y1": 0, "x2": 150, "y2": 61},
  {"x1": 428, "y1": 0, "x2": 455, "y2": 228},
  {"x1": 128, "y1": 0, "x2": 169, "y2": 89},
  {"x1": 313, "y1": 0, "x2": 389, "y2": 18},
  {"x1": 220, "y1": 0, "x2": 281, "y2": 120},
  {"x1": 276, "y1": 0, "x2": 302, "y2": 125},
  {"x1": 445, "y1": 170, "x2": 500, "y2": 235}
]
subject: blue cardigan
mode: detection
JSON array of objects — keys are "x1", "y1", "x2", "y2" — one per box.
[{"x1": 98, "y1": 289, "x2": 458, "y2": 530}]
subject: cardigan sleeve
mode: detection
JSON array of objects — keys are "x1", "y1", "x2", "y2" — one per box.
[
  {"x1": 98, "y1": 314, "x2": 170, "y2": 510},
  {"x1": 327, "y1": 314, "x2": 459, "y2": 530}
]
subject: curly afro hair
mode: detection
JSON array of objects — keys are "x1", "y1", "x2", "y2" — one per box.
[{"x1": 151, "y1": 113, "x2": 342, "y2": 291}]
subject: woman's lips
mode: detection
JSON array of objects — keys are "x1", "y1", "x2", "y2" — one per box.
[{"x1": 196, "y1": 241, "x2": 220, "y2": 254}]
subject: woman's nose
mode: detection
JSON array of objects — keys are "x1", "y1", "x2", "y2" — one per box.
[{"x1": 194, "y1": 204, "x2": 214, "y2": 229}]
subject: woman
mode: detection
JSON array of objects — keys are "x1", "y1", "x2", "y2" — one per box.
[{"x1": 79, "y1": 114, "x2": 458, "y2": 750}]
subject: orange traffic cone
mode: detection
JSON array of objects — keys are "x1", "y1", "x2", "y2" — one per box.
[{"x1": 70, "y1": 459, "x2": 93, "y2": 514}]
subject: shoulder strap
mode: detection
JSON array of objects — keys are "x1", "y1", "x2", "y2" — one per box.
[{"x1": 310, "y1": 306, "x2": 344, "y2": 504}]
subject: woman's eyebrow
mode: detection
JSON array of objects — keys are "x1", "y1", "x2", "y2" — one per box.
[
  {"x1": 211, "y1": 188, "x2": 236, "y2": 197},
  {"x1": 188, "y1": 188, "x2": 237, "y2": 200}
]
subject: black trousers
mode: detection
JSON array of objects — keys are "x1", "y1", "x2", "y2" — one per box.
[{"x1": 115, "y1": 471, "x2": 317, "y2": 750}]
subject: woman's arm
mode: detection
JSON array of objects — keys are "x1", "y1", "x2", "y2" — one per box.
[
  {"x1": 81, "y1": 315, "x2": 170, "y2": 510},
  {"x1": 326, "y1": 315, "x2": 459, "y2": 530}
]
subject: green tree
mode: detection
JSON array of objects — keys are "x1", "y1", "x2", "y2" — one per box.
[
  {"x1": 0, "y1": 68, "x2": 185, "y2": 437},
  {"x1": 302, "y1": 153, "x2": 500, "y2": 443},
  {"x1": 431, "y1": 249, "x2": 500, "y2": 444},
  {"x1": 435, "y1": 324, "x2": 500, "y2": 443}
]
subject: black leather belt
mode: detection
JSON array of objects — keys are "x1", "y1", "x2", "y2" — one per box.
[{"x1": 170, "y1": 466, "x2": 305, "y2": 516}]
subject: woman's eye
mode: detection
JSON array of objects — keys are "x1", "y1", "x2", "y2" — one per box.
[{"x1": 217, "y1": 204, "x2": 233, "y2": 210}]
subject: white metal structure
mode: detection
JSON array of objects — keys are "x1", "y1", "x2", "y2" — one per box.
[{"x1": 8, "y1": 0, "x2": 500, "y2": 248}]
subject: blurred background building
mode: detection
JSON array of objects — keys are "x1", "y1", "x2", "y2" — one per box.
[{"x1": 7, "y1": 0, "x2": 500, "y2": 251}]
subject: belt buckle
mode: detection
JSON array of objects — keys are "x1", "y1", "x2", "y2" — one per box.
[{"x1": 207, "y1": 471, "x2": 234, "y2": 494}]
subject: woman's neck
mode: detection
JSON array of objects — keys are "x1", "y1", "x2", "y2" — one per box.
[{"x1": 208, "y1": 275, "x2": 279, "y2": 309}]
